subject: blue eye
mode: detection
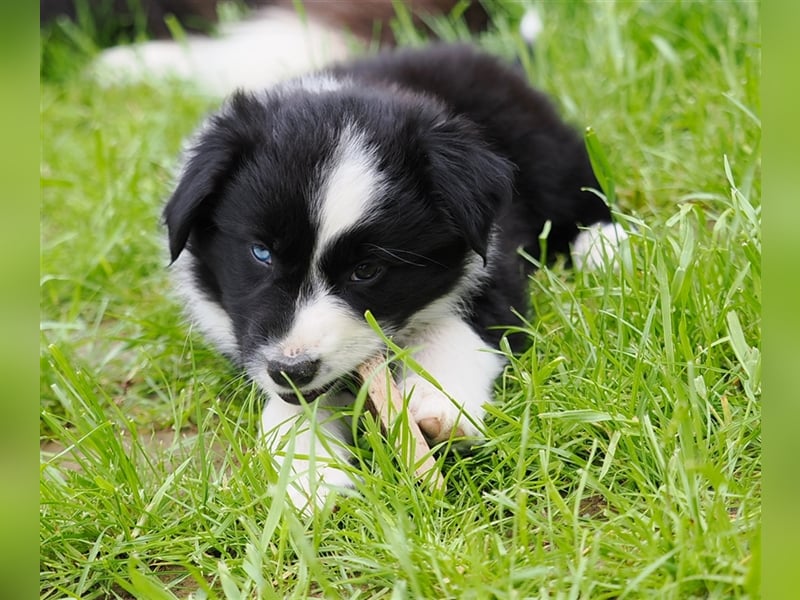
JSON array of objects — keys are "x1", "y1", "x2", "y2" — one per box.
[{"x1": 251, "y1": 244, "x2": 272, "y2": 264}]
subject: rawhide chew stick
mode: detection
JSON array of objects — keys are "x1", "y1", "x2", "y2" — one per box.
[{"x1": 356, "y1": 355, "x2": 445, "y2": 491}]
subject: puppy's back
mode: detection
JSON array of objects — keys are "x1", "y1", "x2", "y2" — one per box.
[{"x1": 327, "y1": 44, "x2": 566, "y2": 139}]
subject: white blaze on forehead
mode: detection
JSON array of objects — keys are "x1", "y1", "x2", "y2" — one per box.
[{"x1": 315, "y1": 125, "x2": 385, "y2": 257}]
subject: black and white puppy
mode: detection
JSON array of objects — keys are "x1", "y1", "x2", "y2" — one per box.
[{"x1": 164, "y1": 44, "x2": 627, "y2": 507}]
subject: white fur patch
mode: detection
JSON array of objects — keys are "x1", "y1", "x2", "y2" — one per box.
[
  {"x1": 170, "y1": 251, "x2": 238, "y2": 357},
  {"x1": 571, "y1": 222, "x2": 630, "y2": 271},
  {"x1": 259, "y1": 390, "x2": 356, "y2": 511},
  {"x1": 250, "y1": 290, "x2": 382, "y2": 394},
  {"x1": 400, "y1": 317, "x2": 504, "y2": 443},
  {"x1": 314, "y1": 126, "x2": 385, "y2": 260}
]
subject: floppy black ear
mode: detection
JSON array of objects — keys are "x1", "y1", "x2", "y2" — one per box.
[
  {"x1": 425, "y1": 116, "x2": 514, "y2": 260},
  {"x1": 163, "y1": 94, "x2": 259, "y2": 262}
]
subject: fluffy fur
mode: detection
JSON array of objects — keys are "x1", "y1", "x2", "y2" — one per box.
[{"x1": 164, "y1": 44, "x2": 627, "y2": 509}]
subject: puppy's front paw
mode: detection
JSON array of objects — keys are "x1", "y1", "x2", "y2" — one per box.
[
  {"x1": 283, "y1": 463, "x2": 356, "y2": 513},
  {"x1": 395, "y1": 317, "x2": 503, "y2": 446},
  {"x1": 260, "y1": 392, "x2": 357, "y2": 513},
  {"x1": 404, "y1": 375, "x2": 485, "y2": 444}
]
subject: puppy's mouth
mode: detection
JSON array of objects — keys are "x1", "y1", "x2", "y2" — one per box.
[
  {"x1": 275, "y1": 372, "x2": 362, "y2": 404},
  {"x1": 277, "y1": 381, "x2": 338, "y2": 405}
]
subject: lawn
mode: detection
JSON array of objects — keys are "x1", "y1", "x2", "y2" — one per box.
[{"x1": 40, "y1": 1, "x2": 761, "y2": 598}]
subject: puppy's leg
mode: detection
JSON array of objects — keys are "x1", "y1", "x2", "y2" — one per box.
[
  {"x1": 259, "y1": 392, "x2": 355, "y2": 511},
  {"x1": 399, "y1": 317, "x2": 505, "y2": 444}
]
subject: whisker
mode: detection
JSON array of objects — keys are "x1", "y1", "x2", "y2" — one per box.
[{"x1": 365, "y1": 244, "x2": 446, "y2": 268}]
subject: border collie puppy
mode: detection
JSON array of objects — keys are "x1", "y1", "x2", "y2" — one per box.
[{"x1": 164, "y1": 44, "x2": 627, "y2": 508}]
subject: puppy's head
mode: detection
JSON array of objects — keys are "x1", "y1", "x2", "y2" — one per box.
[{"x1": 164, "y1": 80, "x2": 512, "y2": 403}]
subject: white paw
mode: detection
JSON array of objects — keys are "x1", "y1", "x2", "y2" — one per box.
[
  {"x1": 404, "y1": 375, "x2": 485, "y2": 444},
  {"x1": 260, "y1": 392, "x2": 355, "y2": 512},
  {"x1": 283, "y1": 463, "x2": 356, "y2": 513},
  {"x1": 571, "y1": 222, "x2": 630, "y2": 271},
  {"x1": 396, "y1": 317, "x2": 502, "y2": 445}
]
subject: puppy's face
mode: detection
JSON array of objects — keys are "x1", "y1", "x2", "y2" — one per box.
[{"x1": 165, "y1": 83, "x2": 512, "y2": 403}]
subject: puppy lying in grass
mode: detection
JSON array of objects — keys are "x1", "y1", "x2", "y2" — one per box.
[{"x1": 163, "y1": 43, "x2": 627, "y2": 509}]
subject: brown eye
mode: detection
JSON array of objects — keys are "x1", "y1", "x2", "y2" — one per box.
[{"x1": 350, "y1": 262, "x2": 383, "y2": 282}]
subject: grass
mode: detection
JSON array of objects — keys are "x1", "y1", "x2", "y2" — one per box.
[{"x1": 40, "y1": 1, "x2": 761, "y2": 598}]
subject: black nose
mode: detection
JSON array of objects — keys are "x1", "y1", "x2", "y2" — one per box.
[{"x1": 267, "y1": 356, "x2": 320, "y2": 388}]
